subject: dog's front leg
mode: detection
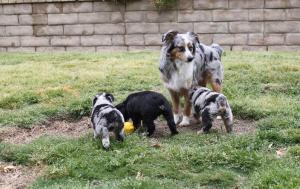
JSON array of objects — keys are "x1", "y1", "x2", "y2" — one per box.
[
  {"x1": 101, "y1": 127, "x2": 110, "y2": 149},
  {"x1": 93, "y1": 123, "x2": 101, "y2": 139},
  {"x1": 222, "y1": 109, "x2": 233, "y2": 133},
  {"x1": 93, "y1": 130, "x2": 98, "y2": 139},
  {"x1": 168, "y1": 89, "x2": 181, "y2": 124},
  {"x1": 201, "y1": 108, "x2": 213, "y2": 133},
  {"x1": 180, "y1": 89, "x2": 191, "y2": 126},
  {"x1": 144, "y1": 120, "x2": 156, "y2": 137}
]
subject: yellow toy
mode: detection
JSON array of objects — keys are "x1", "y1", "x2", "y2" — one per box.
[{"x1": 124, "y1": 122, "x2": 134, "y2": 134}]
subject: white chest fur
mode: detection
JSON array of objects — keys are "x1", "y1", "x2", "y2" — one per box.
[{"x1": 165, "y1": 61, "x2": 194, "y2": 91}]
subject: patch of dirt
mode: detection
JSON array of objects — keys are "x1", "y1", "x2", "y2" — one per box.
[
  {"x1": 0, "y1": 117, "x2": 256, "y2": 144},
  {"x1": 0, "y1": 117, "x2": 91, "y2": 144},
  {"x1": 152, "y1": 118, "x2": 256, "y2": 138},
  {"x1": 0, "y1": 161, "x2": 44, "y2": 189}
]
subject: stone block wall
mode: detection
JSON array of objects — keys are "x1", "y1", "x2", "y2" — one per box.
[{"x1": 0, "y1": 0, "x2": 300, "y2": 52}]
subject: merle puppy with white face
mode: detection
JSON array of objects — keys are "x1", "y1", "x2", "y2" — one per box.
[
  {"x1": 189, "y1": 87, "x2": 233, "y2": 133},
  {"x1": 116, "y1": 91, "x2": 178, "y2": 137},
  {"x1": 159, "y1": 30, "x2": 224, "y2": 126},
  {"x1": 91, "y1": 93, "x2": 124, "y2": 149}
]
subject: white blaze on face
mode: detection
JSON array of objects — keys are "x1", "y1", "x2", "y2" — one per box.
[{"x1": 182, "y1": 34, "x2": 194, "y2": 61}]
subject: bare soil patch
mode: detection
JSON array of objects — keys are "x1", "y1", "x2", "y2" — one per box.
[
  {"x1": 0, "y1": 117, "x2": 91, "y2": 144},
  {"x1": 0, "y1": 117, "x2": 256, "y2": 144},
  {"x1": 153, "y1": 118, "x2": 256, "y2": 138},
  {"x1": 0, "y1": 162, "x2": 43, "y2": 189}
]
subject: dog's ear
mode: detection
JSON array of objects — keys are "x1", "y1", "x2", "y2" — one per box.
[
  {"x1": 162, "y1": 30, "x2": 178, "y2": 43},
  {"x1": 105, "y1": 93, "x2": 114, "y2": 103},
  {"x1": 92, "y1": 95, "x2": 98, "y2": 106},
  {"x1": 187, "y1": 32, "x2": 200, "y2": 44},
  {"x1": 211, "y1": 43, "x2": 224, "y2": 58}
]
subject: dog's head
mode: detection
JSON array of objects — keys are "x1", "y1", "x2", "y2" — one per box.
[
  {"x1": 92, "y1": 93, "x2": 115, "y2": 107},
  {"x1": 162, "y1": 30, "x2": 200, "y2": 63},
  {"x1": 216, "y1": 94, "x2": 227, "y2": 114}
]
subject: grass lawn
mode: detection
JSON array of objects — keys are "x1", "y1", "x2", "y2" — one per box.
[{"x1": 0, "y1": 51, "x2": 300, "y2": 188}]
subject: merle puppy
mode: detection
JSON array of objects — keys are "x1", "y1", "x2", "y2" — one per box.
[
  {"x1": 116, "y1": 91, "x2": 179, "y2": 136},
  {"x1": 91, "y1": 93, "x2": 124, "y2": 149},
  {"x1": 189, "y1": 87, "x2": 233, "y2": 133}
]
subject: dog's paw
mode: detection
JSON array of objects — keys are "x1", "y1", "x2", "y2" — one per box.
[
  {"x1": 174, "y1": 113, "x2": 182, "y2": 125},
  {"x1": 179, "y1": 116, "x2": 190, "y2": 126},
  {"x1": 216, "y1": 116, "x2": 222, "y2": 120},
  {"x1": 197, "y1": 130, "x2": 203, "y2": 135}
]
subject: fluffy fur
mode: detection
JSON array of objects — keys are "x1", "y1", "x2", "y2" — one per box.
[
  {"x1": 116, "y1": 91, "x2": 179, "y2": 136},
  {"x1": 91, "y1": 93, "x2": 124, "y2": 149},
  {"x1": 159, "y1": 30, "x2": 224, "y2": 126},
  {"x1": 189, "y1": 87, "x2": 233, "y2": 133}
]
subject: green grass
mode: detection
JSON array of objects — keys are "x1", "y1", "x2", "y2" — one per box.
[
  {"x1": 0, "y1": 51, "x2": 300, "y2": 188},
  {"x1": 0, "y1": 52, "x2": 161, "y2": 127}
]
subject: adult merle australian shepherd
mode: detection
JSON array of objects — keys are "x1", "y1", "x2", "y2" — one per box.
[{"x1": 159, "y1": 30, "x2": 224, "y2": 126}]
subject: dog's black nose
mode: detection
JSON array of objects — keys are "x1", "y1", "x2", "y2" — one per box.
[{"x1": 187, "y1": 57, "x2": 194, "y2": 62}]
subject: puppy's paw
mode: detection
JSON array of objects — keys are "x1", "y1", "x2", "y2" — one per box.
[
  {"x1": 179, "y1": 116, "x2": 190, "y2": 126},
  {"x1": 197, "y1": 130, "x2": 203, "y2": 135},
  {"x1": 171, "y1": 130, "x2": 179, "y2": 136},
  {"x1": 174, "y1": 113, "x2": 182, "y2": 125},
  {"x1": 216, "y1": 116, "x2": 222, "y2": 120}
]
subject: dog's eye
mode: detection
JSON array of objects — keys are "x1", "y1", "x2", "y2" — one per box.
[
  {"x1": 188, "y1": 46, "x2": 193, "y2": 52},
  {"x1": 178, "y1": 47, "x2": 185, "y2": 52}
]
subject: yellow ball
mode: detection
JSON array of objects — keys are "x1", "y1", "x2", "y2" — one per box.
[{"x1": 124, "y1": 122, "x2": 135, "y2": 134}]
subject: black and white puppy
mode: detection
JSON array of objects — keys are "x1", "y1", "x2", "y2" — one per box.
[
  {"x1": 189, "y1": 87, "x2": 233, "y2": 133},
  {"x1": 116, "y1": 91, "x2": 179, "y2": 136},
  {"x1": 91, "y1": 93, "x2": 124, "y2": 149}
]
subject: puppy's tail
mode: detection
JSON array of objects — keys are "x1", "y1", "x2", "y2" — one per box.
[{"x1": 161, "y1": 101, "x2": 179, "y2": 135}]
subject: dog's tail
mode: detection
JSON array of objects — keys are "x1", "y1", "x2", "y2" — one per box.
[{"x1": 160, "y1": 101, "x2": 179, "y2": 135}]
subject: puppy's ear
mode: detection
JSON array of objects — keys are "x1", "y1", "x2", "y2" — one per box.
[
  {"x1": 162, "y1": 30, "x2": 178, "y2": 43},
  {"x1": 92, "y1": 96, "x2": 98, "y2": 106},
  {"x1": 187, "y1": 32, "x2": 200, "y2": 44},
  {"x1": 105, "y1": 93, "x2": 114, "y2": 103}
]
